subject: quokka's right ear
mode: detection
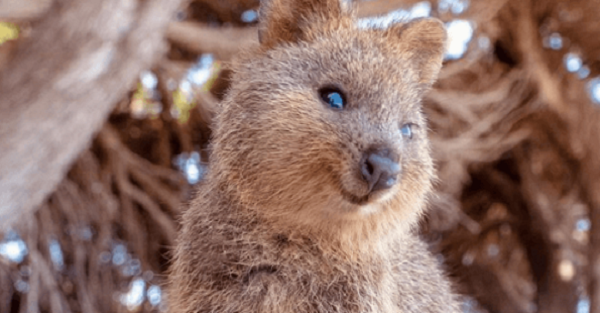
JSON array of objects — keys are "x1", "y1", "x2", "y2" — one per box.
[
  {"x1": 388, "y1": 18, "x2": 447, "y2": 89},
  {"x1": 258, "y1": 0, "x2": 344, "y2": 48}
]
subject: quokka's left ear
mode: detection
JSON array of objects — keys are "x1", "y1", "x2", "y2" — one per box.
[
  {"x1": 258, "y1": 0, "x2": 345, "y2": 49},
  {"x1": 387, "y1": 18, "x2": 447, "y2": 88}
]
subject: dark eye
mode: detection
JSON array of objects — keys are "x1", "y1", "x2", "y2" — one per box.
[
  {"x1": 319, "y1": 86, "x2": 346, "y2": 110},
  {"x1": 400, "y1": 123, "x2": 415, "y2": 139}
]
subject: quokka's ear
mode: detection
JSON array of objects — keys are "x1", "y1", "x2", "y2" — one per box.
[
  {"x1": 388, "y1": 18, "x2": 447, "y2": 87},
  {"x1": 258, "y1": 0, "x2": 344, "y2": 48}
]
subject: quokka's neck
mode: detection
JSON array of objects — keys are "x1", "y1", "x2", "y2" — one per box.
[{"x1": 201, "y1": 171, "x2": 416, "y2": 257}]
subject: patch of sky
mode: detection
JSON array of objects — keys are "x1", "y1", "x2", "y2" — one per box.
[
  {"x1": 112, "y1": 243, "x2": 128, "y2": 266},
  {"x1": 79, "y1": 225, "x2": 93, "y2": 241},
  {"x1": 15, "y1": 279, "x2": 29, "y2": 293},
  {"x1": 0, "y1": 230, "x2": 28, "y2": 264},
  {"x1": 187, "y1": 54, "x2": 215, "y2": 87},
  {"x1": 99, "y1": 251, "x2": 112, "y2": 264},
  {"x1": 487, "y1": 244, "x2": 499, "y2": 257},
  {"x1": 174, "y1": 151, "x2": 205, "y2": 184},
  {"x1": 564, "y1": 53, "x2": 582, "y2": 73},
  {"x1": 170, "y1": 78, "x2": 194, "y2": 121},
  {"x1": 120, "y1": 278, "x2": 146, "y2": 310},
  {"x1": 577, "y1": 297, "x2": 590, "y2": 313},
  {"x1": 357, "y1": 1, "x2": 431, "y2": 29},
  {"x1": 408, "y1": 2, "x2": 432, "y2": 19},
  {"x1": 438, "y1": 0, "x2": 470, "y2": 15},
  {"x1": 179, "y1": 79, "x2": 192, "y2": 95},
  {"x1": 48, "y1": 239, "x2": 64, "y2": 271},
  {"x1": 478, "y1": 36, "x2": 490, "y2": 51},
  {"x1": 576, "y1": 218, "x2": 591, "y2": 232},
  {"x1": 543, "y1": 32, "x2": 563, "y2": 50},
  {"x1": 461, "y1": 296, "x2": 481, "y2": 313},
  {"x1": 141, "y1": 71, "x2": 158, "y2": 90},
  {"x1": 142, "y1": 270, "x2": 154, "y2": 281},
  {"x1": 462, "y1": 251, "x2": 475, "y2": 266},
  {"x1": 578, "y1": 66, "x2": 590, "y2": 79},
  {"x1": 167, "y1": 77, "x2": 178, "y2": 91},
  {"x1": 445, "y1": 19, "x2": 473, "y2": 60},
  {"x1": 131, "y1": 70, "x2": 162, "y2": 118},
  {"x1": 122, "y1": 258, "x2": 142, "y2": 277},
  {"x1": 241, "y1": 10, "x2": 258, "y2": 23},
  {"x1": 147, "y1": 285, "x2": 162, "y2": 307},
  {"x1": 588, "y1": 77, "x2": 600, "y2": 104}
]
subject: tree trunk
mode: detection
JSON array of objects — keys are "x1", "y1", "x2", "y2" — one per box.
[{"x1": 0, "y1": 0, "x2": 183, "y2": 230}]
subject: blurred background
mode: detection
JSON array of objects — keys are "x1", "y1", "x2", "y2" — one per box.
[{"x1": 1, "y1": 0, "x2": 600, "y2": 312}]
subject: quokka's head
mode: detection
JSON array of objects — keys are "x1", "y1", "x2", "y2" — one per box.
[{"x1": 211, "y1": 0, "x2": 447, "y2": 230}]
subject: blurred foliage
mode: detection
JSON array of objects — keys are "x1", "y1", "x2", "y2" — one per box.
[{"x1": 0, "y1": 22, "x2": 19, "y2": 45}]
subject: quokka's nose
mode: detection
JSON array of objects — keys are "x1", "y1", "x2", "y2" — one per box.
[{"x1": 360, "y1": 148, "x2": 401, "y2": 193}]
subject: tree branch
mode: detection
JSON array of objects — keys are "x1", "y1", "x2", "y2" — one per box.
[{"x1": 0, "y1": 0, "x2": 184, "y2": 230}]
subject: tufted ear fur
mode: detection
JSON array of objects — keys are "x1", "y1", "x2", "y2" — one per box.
[
  {"x1": 388, "y1": 18, "x2": 447, "y2": 88},
  {"x1": 258, "y1": 0, "x2": 344, "y2": 48}
]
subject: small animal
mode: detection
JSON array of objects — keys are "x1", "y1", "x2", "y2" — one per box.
[{"x1": 168, "y1": 0, "x2": 460, "y2": 312}]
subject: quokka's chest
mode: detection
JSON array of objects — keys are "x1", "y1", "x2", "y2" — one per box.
[{"x1": 241, "y1": 250, "x2": 399, "y2": 313}]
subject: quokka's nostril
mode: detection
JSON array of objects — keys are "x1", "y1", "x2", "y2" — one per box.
[
  {"x1": 365, "y1": 161, "x2": 374, "y2": 176},
  {"x1": 360, "y1": 157, "x2": 375, "y2": 182},
  {"x1": 360, "y1": 148, "x2": 401, "y2": 193}
]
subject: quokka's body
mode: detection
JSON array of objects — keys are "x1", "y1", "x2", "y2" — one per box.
[{"x1": 168, "y1": 0, "x2": 460, "y2": 312}]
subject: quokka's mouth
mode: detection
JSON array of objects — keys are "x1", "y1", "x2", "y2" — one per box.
[
  {"x1": 340, "y1": 188, "x2": 370, "y2": 206},
  {"x1": 340, "y1": 186, "x2": 397, "y2": 207}
]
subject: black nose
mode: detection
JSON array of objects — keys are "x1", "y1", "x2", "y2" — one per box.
[{"x1": 360, "y1": 148, "x2": 401, "y2": 193}]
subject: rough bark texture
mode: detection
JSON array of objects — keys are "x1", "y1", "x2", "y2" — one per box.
[{"x1": 0, "y1": 0, "x2": 184, "y2": 230}]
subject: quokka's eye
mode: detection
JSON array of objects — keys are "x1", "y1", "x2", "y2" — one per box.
[
  {"x1": 318, "y1": 86, "x2": 346, "y2": 110},
  {"x1": 400, "y1": 123, "x2": 416, "y2": 140}
]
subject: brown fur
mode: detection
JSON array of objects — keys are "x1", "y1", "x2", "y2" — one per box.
[{"x1": 168, "y1": 0, "x2": 460, "y2": 312}]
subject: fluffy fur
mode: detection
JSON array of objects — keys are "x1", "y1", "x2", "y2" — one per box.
[{"x1": 168, "y1": 0, "x2": 460, "y2": 312}]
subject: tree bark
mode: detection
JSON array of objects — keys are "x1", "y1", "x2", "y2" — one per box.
[
  {"x1": 0, "y1": 0, "x2": 53, "y2": 21},
  {"x1": 0, "y1": 0, "x2": 183, "y2": 230}
]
